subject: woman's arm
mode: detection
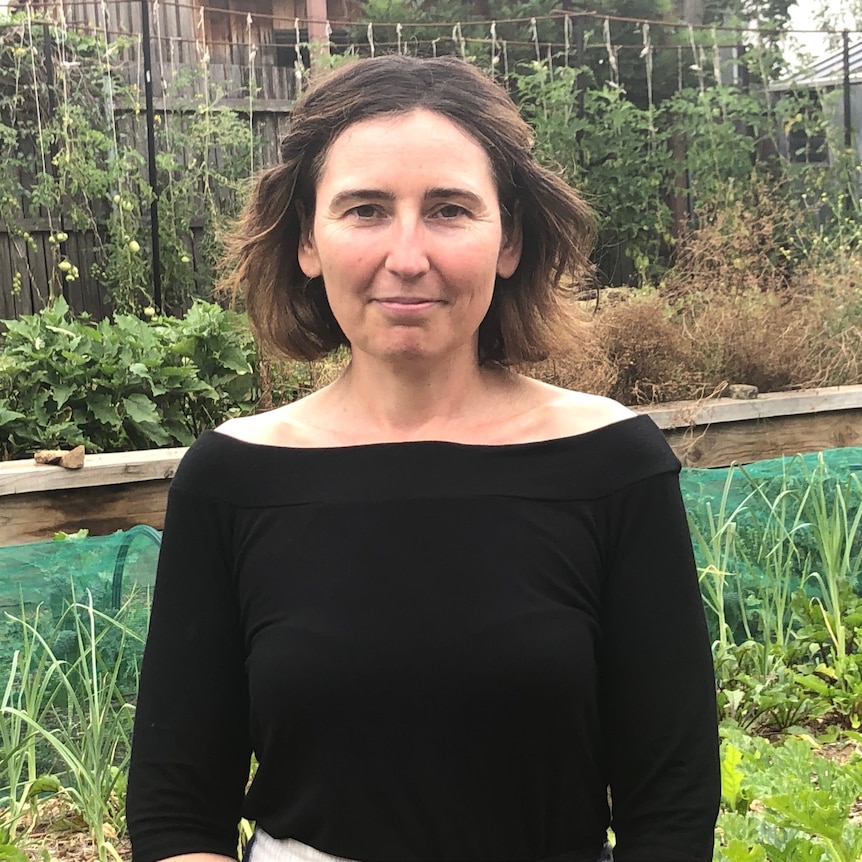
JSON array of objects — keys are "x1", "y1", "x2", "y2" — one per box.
[
  {"x1": 158, "y1": 855, "x2": 237, "y2": 862},
  {"x1": 599, "y1": 469, "x2": 720, "y2": 862},
  {"x1": 127, "y1": 447, "x2": 252, "y2": 862}
]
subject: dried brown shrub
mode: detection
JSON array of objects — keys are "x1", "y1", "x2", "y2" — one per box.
[
  {"x1": 683, "y1": 290, "x2": 821, "y2": 392},
  {"x1": 663, "y1": 184, "x2": 803, "y2": 298},
  {"x1": 531, "y1": 274, "x2": 862, "y2": 405}
]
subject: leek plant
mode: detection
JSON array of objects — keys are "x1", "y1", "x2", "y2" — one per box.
[
  {"x1": 1, "y1": 590, "x2": 145, "y2": 862},
  {"x1": 736, "y1": 463, "x2": 809, "y2": 659},
  {"x1": 0, "y1": 603, "x2": 63, "y2": 837},
  {"x1": 689, "y1": 467, "x2": 757, "y2": 650},
  {"x1": 799, "y1": 457, "x2": 862, "y2": 670}
]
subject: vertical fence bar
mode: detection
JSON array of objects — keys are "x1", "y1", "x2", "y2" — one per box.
[
  {"x1": 843, "y1": 29, "x2": 852, "y2": 151},
  {"x1": 141, "y1": 0, "x2": 162, "y2": 311}
]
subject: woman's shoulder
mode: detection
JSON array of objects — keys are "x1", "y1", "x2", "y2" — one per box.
[
  {"x1": 215, "y1": 390, "x2": 331, "y2": 448},
  {"x1": 516, "y1": 378, "x2": 637, "y2": 443}
]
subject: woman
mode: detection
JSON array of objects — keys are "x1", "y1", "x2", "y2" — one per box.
[{"x1": 127, "y1": 55, "x2": 719, "y2": 862}]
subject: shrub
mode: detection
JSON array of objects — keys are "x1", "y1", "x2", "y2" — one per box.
[{"x1": 0, "y1": 298, "x2": 307, "y2": 459}]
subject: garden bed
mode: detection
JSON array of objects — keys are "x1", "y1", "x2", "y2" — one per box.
[{"x1": 1, "y1": 384, "x2": 862, "y2": 546}]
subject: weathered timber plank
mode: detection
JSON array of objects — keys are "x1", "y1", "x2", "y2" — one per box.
[
  {"x1": 0, "y1": 479, "x2": 171, "y2": 545},
  {"x1": 663, "y1": 409, "x2": 862, "y2": 468},
  {"x1": 0, "y1": 448, "x2": 185, "y2": 496},
  {"x1": 646, "y1": 384, "x2": 862, "y2": 429},
  {"x1": 10, "y1": 235, "x2": 35, "y2": 317}
]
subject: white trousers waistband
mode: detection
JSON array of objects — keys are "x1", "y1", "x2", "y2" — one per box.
[{"x1": 249, "y1": 828, "x2": 359, "y2": 862}]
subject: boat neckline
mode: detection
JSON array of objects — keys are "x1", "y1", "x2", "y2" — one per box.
[{"x1": 204, "y1": 412, "x2": 648, "y2": 454}]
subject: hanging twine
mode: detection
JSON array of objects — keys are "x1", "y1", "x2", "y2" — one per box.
[
  {"x1": 247, "y1": 13, "x2": 257, "y2": 71},
  {"x1": 396, "y1": 22, "x2": 402, "y2": 55},
  {"x1": 688, "y1": 25, "x2": 704, "y2": 93},
  {"x1": 530, "y1": 17, "x2": 540, "y2": 63},
  {"x1": 325, "y1": 20, "x2": 332, "y2": 50},
  {"x1": 603, "y1": 18, "x2": 618, "y2": 85},
  {"x1": 431, "y1": 36, "x2": 439, "y2": 57},
  {"x1": 24, "y1": 3, "x2": 54, "y2": 243},
  {"x1": 367, "y1": 22, "x2": 375, "y2": 58},
  {"x1": 641, "y1": 22, "x2": 655, "y2": 135},
  {"x1": 293, "y1": 17, "x2": 305, "y2": 93},
  {"x1": 196, "y1": 6, "x2": 209, "y2": 64},
  {"x1": 502, "y1": 39, "x2": 509, "y2": 77},
  {"x1": 452, "y1": 22, "x2": 465, "y2": 60},
  {"x1": 564, "y1": 14, "x2": 571, "y2": 67},
  {"x1": 490, "y1": 21, "x2": 498, "y2": 75},
  {"x1": 711, "y1": 27, "x2": 723, "y2": 84}
]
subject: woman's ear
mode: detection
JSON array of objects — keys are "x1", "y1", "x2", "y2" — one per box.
[
  {"x1": 297, "y1": 206, "x2": 322, "y2": 279},
  {"x1": 496, "y1": 205, "x2": 523, "y2": 279}
]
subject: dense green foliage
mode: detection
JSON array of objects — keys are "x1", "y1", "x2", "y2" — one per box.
[{"x1": 0, "y1": 298, "x2": 307, "y2": 459}]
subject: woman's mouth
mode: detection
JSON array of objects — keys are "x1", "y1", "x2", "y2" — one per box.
[{"x1": 375, "y1": 298, "x2": 441, "y2": 314}]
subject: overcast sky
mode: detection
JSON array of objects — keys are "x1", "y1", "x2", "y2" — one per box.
[{"x1": 786, "y1": 0, "x2": 858, "y2": 65}]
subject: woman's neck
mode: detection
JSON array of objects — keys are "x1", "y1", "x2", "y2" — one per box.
[{"x1": 319, "y1": 353, "x2": 515, "y2": 443}]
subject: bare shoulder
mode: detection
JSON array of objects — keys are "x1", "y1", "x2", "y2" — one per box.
[
  {"x1": 518, "y1": 378, "x2": 636, "y2": 440},
  {"x1": 215, "y1": 390, "x2": 328, "y2": 448}
]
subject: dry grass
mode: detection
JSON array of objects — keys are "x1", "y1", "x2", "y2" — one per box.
[
  {"x1": 527, "y1": 205, "x2": 862, "y2": 404},
  {"x1": 14, "y1": 796, "x2": 130, "y2": 862},
  {"x1": 533, "y1": 278, "x2": 861, "y2": 406}
]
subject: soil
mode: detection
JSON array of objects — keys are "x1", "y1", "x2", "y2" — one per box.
[{"x1": 16, "y1": 797, "x2": 130, "y2": 862}]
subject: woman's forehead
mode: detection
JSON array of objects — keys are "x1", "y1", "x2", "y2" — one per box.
[{"x1": 315, "y1": 109, "x2": 495, "y2": 187}]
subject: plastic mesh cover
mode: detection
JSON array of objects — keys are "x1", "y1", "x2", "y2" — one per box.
[{"x1": 0, "y1": 525, "x2": 161, "y2": 658}]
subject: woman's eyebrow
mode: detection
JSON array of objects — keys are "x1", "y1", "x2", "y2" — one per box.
[
  {"x1": 329, "y1": 188, "x2": 486, "y2": 208},
  {"x1": 424, "y1": 188, "x2": 484, "y2": 206},
  {"x1": 329, "y1": 189, "x2": 395, "y2": 208}
]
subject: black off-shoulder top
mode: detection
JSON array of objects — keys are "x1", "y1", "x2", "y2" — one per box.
[{"x1": 127, "y1": 414, "x2": 719, "y2": 862}]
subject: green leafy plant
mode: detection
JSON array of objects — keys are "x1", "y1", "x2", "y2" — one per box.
[
  {"x1": 0, "y1": 296, "x2": 307, "y2": 458},
  {"x1": 715, "y1": 728, "x2": 862, "y2": 862}
]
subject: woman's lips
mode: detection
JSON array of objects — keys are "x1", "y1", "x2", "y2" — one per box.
[{"x1": 375, "y1": 299, "x2": 441, "y2": 314}]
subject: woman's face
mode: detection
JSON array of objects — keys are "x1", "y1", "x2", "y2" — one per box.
[{"x1": 298, "y1": 109, "x2": 522, "y2": 367}]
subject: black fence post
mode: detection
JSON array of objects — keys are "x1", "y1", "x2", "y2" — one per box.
[
  {"x1": 141, "y1": 0, "x2": 162, "y2": 312},
  {"x1": 573, "y1": 14, "x2": 585, "y2": 118}
]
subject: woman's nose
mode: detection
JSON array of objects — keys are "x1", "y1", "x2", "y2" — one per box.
[{"x1": 384, "y1": 219, "x2": 431, "y2": 279}]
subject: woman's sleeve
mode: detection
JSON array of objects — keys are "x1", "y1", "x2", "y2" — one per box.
[
  {"x1": 598, "y1": 468, "x2": 720, "y2": 862},
  {"x1": 127, "y1": 467, "x2": 251, "y2": 862}
]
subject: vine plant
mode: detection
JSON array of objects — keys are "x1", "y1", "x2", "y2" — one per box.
[{"x1": 0, "y1": 12, "x2": 255, "y2": 314}]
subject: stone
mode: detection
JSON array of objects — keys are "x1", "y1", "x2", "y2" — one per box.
[
  {"x1": 34, "y1": 445, "x2": 86, "y2": 469},
  {"x1": 726, "y1": 384, "x2": 759, "y2": 400}
]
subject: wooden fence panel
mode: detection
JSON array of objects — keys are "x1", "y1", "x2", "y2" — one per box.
[
  {"x1": 0, "y1": 98, "x2": 293, "y2": 322},
  {"x1": 0, "y1": 3, "x2": 300, "y2": 323},
  {"x1": 0, "y1": 233, "x2": 17, "y2": 321}
]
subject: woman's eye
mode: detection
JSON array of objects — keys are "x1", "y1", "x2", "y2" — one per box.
[
  {"x1": 434, "y1": 204, "x2": 467, "y2": 219},
  {"x1": 350, "y1": 204, "x2": 381, "y2": 219}
]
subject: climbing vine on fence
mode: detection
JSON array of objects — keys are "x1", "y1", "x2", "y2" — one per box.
[{"x1": 0, "y1": 12, "x2": 255, "y2": 314}]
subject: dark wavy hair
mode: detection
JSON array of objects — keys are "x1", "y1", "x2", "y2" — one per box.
[{"x1": 219, "y1": 54, "x2": 596, "y2": 364}]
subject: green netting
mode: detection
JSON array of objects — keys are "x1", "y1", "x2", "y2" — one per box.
[
  {"x1": 0, "y1": 526, "x2": 160, "y2": 665},
  {"x1": 0, "y1": 446, "x2": 859, "y2": 660},
  {"x1": 681, "y1": 448, "x2": 862, "y2": 516},
  {"x1": 680, "y1": 447, "x2": 862, "y2": 645}
]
